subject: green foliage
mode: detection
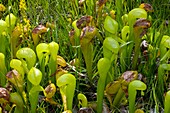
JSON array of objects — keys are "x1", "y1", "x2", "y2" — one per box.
[{"x1": 0, "y1": 0, "x2": 170, "y2": 113}]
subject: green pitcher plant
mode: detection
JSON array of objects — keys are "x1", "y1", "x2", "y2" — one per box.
[
  {"x1": 28, "y1": 67, "x2": 42, "y2": 86},
  {"x1": 128, "y1": 80, "x2": 147, "y2": 113},
  {"x1": 0, "y1": 19, "x2": 7, "y2": 34},
  {"x1": 36, "y1": 41, "x2": 59, "y2": 83},
  {"x1": 103, "y1": 37, "x2": 120, "y2": 80},
  {"x1": 105, "y1": 71, "x2": 138, "y2": 110},
  {"x1": 103, "y1": 37, "x2": 120, "y2": 62},
  {"x1": 80, "y1": 26, "x2": 97, "y2": 80},
  {"x1": 44, "y1": 82, "x2": 56, "y2": 99},
  {"x1": 28, "y1": 67, "x2": 44, "y2": 113},
  {"x1": 97, "y1": 58, "x2": 111, "y2": 113},
  {"x1": 32, "y1": 25, "x2": 48, "y2": 46},
  {"x1": 139, "y1": 3, "x2": 154, "y2": 13},
  {"x1": 29, "y1": 85, "x2": 44, "y2": 113},
  {"x1": 0, "y1": 1, "x2": 169, "y2": 113},
  {"x1": 165, "y1": 90, "x2": 170, "y2": 113},
  {"x1": 57, "y1": 73, "x2": 76, "y2": 111},
  {"x1": 11, "y1": 26, "x2": 22, "y2": 58},
  {"x1": 70, "y1": 16, "x2": 96, "y2": 80},
  {"x1": 121, "y1": 14, "x2": 128, "y2": 26},
  {"x1": 105, "y1": 80, "x2": 122, "y2": 107},
  {"x1": 0, "y1": 53, "x2": 7, "y2": 86},
  {"x1": 104, "y1": 16, "x2": 118, "y2": 37},
  {"x1": 36, "y1": 43, "x2": 50, "y2": 67},
  {"x1": 6, "y1": 70, "x2": 24, "y2": 92},
  {"x1": 5, "y1": 13, "x2": 17, "y2": 33},
  {"x1": 0, "y1": 13, "x2": 17, "y2": 58},
  {"x1": 48, "y1": 42, "x2": 59, "y2": 75},
  {"x1": 0, "y1": 19, "x2": 8, "y2": 56},
  {"x1": 127, "y1": 7, "x2": 147, "y2": 67},
  {"x1": 5, "y1": 13, "x2": 18, "y2": 58},
  {"x1": 160, "y1": 35, "x2": 170, "y2": 63},
  {"x1": 121, "y1": 26, "x2": 130, "y2": 43},
  {"x1": 128, "y1": 3, "x2": 153, "y2": 66},
  {"x1": 70, "y1": 20, "x2": 80, "y2": 46},
  {"x1": 132, "y1": 18, "x2": 151, "y2": 69},
  {"x1": 120, "y1": 26, "x2": 130, "y2": 72},
  {"x1": 16, "y1": 47, "x2": 36, "y2": 71},
  {"x1": 43, "y1": 82, "x2": 57, "y2": 105},
  {"x1": 157, "y1": 64, "x2": 170, "y2": 105},
  {"x1": 78, "y1": 93, "x2": 88, "y2": 108},
  {"x1": 10, "y1": 59, "x2": 25, "y2": 78},
  {"x1": 69, "y1": 20, "x2": 81, "y2": 65},
  {"x1": 10, "y1": 92, "x2": 24, "y2": 113},
  {"x1": 128, "y1": 7, "x2": 147, "y2": 31}
]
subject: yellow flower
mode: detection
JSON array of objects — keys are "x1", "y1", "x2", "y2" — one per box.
[
  {"x1": 19, "y1": 0, "x2": 27, "y2": 11},
  {"x1": 18, "y1": 0, "x2": 31, "y2": 37},
  {"x1": 23, "y1": 18, "x2": 31, "y2": 30}
]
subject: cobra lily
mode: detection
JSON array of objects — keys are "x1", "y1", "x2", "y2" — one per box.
[
  {"x1": 36, "y1": 42, "x2": 59, "y2": 83},
  {"x1": 80, "y1": 26, "x2": 97, "y2": 80},
  {"x1": 6, "y1": 70, "x2": 24, "y2": 92},
  {"x1": 104, "y1": 16, "x2": 118, "y2": 37},
  {"x1": 97, "y1": 58, "x2": 111, "y2": 113},
  {"x1": 127, "y1": 7, "x2": 147, "y2": 66},
  {"x1": 16, "y1": 47, "x2": 36, "y2": 71},
  {"x1": 139, "y1": 3, "x2": 154, "y2": 12},
  {"x1": 10, "y1": 59, "x2": 25, "y2": 78},
  {"x1": 5, "y1": 13, "x2": 17, "y2": 32},
  {"x1": 11, "y1": 26, "x2": 22, "y2": 58},
  {"x1": 128, "y1": 80, "x2": 146, "y2": 113},
  {"x1": 44, "y1": 82, "x2": 56, "y2": 99},
  {"x1": 157, "y1": 64, "x2": 170, "y2": 105},
  {"x1": 57, "y1": 55, "x2": 67, "y2": 67},
  {"x1": 160, "y1": 35, "x2": 170, "y2": 63},
  {"x1": 132, "y1": 18, "x2": 151, "y2": 69},
  {"x1": 104, "y1": 71, "x2": 136, "y2": 106},
  {"x1": 0, "y1": 53, "x2": 7, "y2": 86},
  {"x1": 76, "y1": 16, "x2": 93, "y2": 29},
  {"x1": 28, "y1": 67, "x2": 44, "y2": 113},
  {"x1": 0, "y1": 19, "x2": 7, "y2": 35},
  {"x1": 78, "y1": 93, "x2": 88, "y2": 108},
  {"x1": 57, "y1": 73, "x2": 76, "y2": 111},
  {"x1": 0, "y1": 20, "x2": 7, "y2": 56},
  {"x1": 10, "y1": 92, "x2": 24, "y2": 113},
  {"x1": 32, "y1": 25, "x2": 47, "y2": 46},
  {"x1": 120, "y1": 26, "x2": 130, "y2": 72},
  {"x1": 103, "y1": 37, "x2": 120, "y2": 62}
]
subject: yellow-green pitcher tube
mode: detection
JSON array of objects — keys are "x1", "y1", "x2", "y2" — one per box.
[{"x1": 0, "y1": 53, "x2": 7, "y2": 86}]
